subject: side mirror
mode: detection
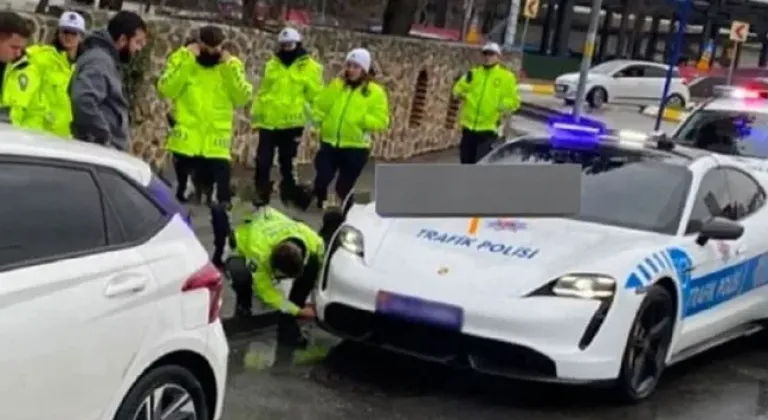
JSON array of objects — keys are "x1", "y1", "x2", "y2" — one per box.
[{"x1": 695, "y1": 217, "x2": 744, "y2": 246}]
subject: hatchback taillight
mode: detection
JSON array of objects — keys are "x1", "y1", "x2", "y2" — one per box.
[{"x1": 181, "y1": 263, "x2": 223, "y2": 323}]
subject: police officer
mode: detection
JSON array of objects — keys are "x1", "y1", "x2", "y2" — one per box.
[
  {"x1": 25, "y1": 11, "x2": 86, "y2": 137},
  {"x1": 225, "y1": 206, "x2": 324, "y2": 346},
  {"x1": 0, "y1": 11, "x2": 41, "y2": 127},
  {"x1": 452, "y1": 42, "x2": 520, "y2": 164},
  {"x1": 157, "y1": 25, "x2": 253, "y2": 266},
  {"x1": 252, "y1": 27, "x2": 323, "y2": 207},
  {"x1": 309, "y1": 48, "x2": 390, "y2": 210}
]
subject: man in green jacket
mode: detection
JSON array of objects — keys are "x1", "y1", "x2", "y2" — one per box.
[
  {"x1": 0, "y1": 11, "x2": 41, "y2": 128},
  {"x1": 252, "y1": 27, "x2": 323, "y2": 207},
  {"x1": 225, "y1": 206, "x2": 324, "y2": 346},
  {"x1": 452, "y1": 42, "x2": 520, "y2": 164}
]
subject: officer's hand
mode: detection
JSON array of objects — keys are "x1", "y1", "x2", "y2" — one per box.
[
  {"x1": 297, "y1": 305, "x2": 316, "y2": 319},
  {"x1": 187, "y1": 43, "x2": 201, "y2": 57},
  {"x1": 221, "y1": 50, "x2": 233, "y2": 63}
]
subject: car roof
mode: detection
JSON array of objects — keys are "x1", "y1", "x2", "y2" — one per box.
[
  {"x1": 701, "y1": 98, "x2": 768, "y2": 114},
  {"x1": 0, "y1": 124, "x2": 152, "y2": 185},
  {"x1": 601, "y1": 59, "x2": 671, "y2": 69}
]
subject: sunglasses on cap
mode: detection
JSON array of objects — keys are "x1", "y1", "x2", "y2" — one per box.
[
  {"x1": 60, "y1": 29, "x2": 81, "y2": 36},
  {"x1": 481, "y1": 50, "x2": 498, "y2": 56}
]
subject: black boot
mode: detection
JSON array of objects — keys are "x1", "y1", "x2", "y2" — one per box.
[{"x1": 277, "y1": 314, "x2": 308, "y2": 348}]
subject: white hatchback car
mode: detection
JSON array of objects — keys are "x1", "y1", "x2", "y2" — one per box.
[
  {"x1": 0, "y1": 126, "x2": 228, "y2": 420},
  {"x1": 554, "y1": 59, "x2": 691, "y2": 109}
]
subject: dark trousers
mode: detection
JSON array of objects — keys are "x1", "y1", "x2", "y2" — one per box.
[
  {"x1": 228, "y1": 253, "x2": 320, "y2": 340},
  {"x1": 313, "y1": 142, "x2": 369, "y2": 207},
  {"x1": 254, "y1": 128, "x2": 303, "y2": 199},
  {"x1": 459, "y1": 128, "x2": 498, "y2": 164},
  {"x1": 203, "y1": 158, "x2": 233, "y2": 266}
]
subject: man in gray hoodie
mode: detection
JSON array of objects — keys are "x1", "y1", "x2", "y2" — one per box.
[{"x1": 70, "y1": 11, "x2": 147, "y2": 150}]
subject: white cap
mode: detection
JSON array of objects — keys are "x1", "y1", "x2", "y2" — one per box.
[
  {"x1": 278, "y1": 27, "x2": 301, "y2": 43},
  {"x1": 346, "y1": 48, "x2": 371, "y2": 73},
  {"x1": 58, "y1": 11, "x2": 86, "y2": 33},
  {"x1": 481, "y1": 42, "x2": 501, "y2": 55}
]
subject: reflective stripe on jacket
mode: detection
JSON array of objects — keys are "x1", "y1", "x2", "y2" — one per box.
[
  {"x1": 311, "y1": 77, "x2": 390, "y2": 149},
  {"x1": 26, "y1": 45, "x2": 75, "y2": 137},
  {"x1": 251, "y1": 54, "x2": 323, "y2": 130},
  {"x1": 1, "y1": 55, "x2": 42, "y2": 129},
  {"x1": 157, "y1": 47, "x2": 253, "y2": 160},
  {"x1": 452, "y1": 64, "x2": 520, "y2": 132}
]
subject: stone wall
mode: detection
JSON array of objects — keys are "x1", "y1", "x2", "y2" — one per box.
[{"x1": 23, "y1": 11, "x2": 521, "y2": 169}]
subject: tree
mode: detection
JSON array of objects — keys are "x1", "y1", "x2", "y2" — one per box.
[{"x1": 381, "y1": 0, "x2": 419, "y2": 36}]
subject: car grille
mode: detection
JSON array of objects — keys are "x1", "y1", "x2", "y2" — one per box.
[{"x1": 322, "y1": 303, "x2": 557, "y2": 379}]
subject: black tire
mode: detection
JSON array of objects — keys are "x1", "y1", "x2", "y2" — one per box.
[
  {"x1": 587, "y1": 87, "x2": 608, "y2": 109},
  {"x1": 113, "y1": 364, "x2": 210, "y2": 420},
  {"x1": 614, "y1": 285, "x2": 675, "y2": 403},
  {"x1": 665, "y1": 94, "x2": 686, "y2": 109}
]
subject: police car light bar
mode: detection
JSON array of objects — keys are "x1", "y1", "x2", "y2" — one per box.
[
  {"x1": 546, "y1": 115, "x2": 675, "y2": 150},
  {"x1": 713, "y1": 85, "x2": 768, "y2": 99}
]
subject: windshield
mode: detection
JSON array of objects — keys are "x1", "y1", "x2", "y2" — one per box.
[
  {"x1": 674, "y1": 109, "x2": 768, "y2": 158},
  {"x1": 590, "y1": 61, "x2": 624, "y2": 74},
  {"x1": 484, "y1": 139, "x2": 692, "y2": 234}
]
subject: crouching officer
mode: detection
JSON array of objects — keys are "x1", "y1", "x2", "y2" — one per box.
[{"x1": 225, "y1": 206, "x2": 324, "y2": 346}]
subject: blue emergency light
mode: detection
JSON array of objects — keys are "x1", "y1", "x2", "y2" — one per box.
[
  {"x1": 546, "y1": 115, "x2": 675, "y2": 151},
  {"x1": 547, "y1": 115, "x2": 607, "y2": 145}
]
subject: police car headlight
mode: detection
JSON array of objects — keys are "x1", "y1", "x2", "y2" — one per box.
[
  {"x1": 551, "y1": 274, "x2": 615, "y2": 299},
  {"x1": 337, "y1": 225, "x2": 364, "y2": 257}
]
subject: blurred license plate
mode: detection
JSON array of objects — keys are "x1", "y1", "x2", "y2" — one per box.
[{"x1": 375, "y1": 291, "x2": 463, "y2": 330}]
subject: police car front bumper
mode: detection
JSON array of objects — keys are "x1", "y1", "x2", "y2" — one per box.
[{"x1": 315, "y1": 250, "x2": 624, "y2": 382}]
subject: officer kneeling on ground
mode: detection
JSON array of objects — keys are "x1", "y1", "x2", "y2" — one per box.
[{"x1": 224, "y1": 203, "x2": 329, "y2": 346}]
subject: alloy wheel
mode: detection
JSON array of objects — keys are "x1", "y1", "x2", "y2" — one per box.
[
  {"x1": 131, "y1": 383, "x2": 198, "y2": 420},
  {"x1": 626, "y1": 300, "x2": 673, "y2": 396}
]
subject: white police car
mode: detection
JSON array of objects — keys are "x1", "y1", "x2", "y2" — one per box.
[
  {"x1": 673, "y1": 85, "x2": 768, "y2": 158},
  {"x1": 316, "y1": 117, "x2": 768, "y2": 402}
]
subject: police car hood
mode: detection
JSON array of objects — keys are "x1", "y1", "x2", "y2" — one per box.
[{"x1": 366, "y1": 217, "x2": 657, "y2": 296}]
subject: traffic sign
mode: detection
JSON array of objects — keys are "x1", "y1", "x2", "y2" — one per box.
[
  {"x1": 523, "y1": 0, "x2": 539, "y2": 19},
  {"x1": 730, "y1": 20, "x2": 750, "y2": 43}
]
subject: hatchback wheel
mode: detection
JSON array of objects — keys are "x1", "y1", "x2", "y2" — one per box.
[
  {"x1": 114, "y1": 365, "x2": 209, "y2": 420},
  {"x1": 614, "y1": 285, "x2": 675, "y2": 403}
]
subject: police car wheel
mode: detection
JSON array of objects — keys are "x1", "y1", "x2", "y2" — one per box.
[
  {"x1": 665, "y1": 94, "x2": 685, "y2": 109},
  {"x1": 587, "y1": 87, "x2": 607, "y2": 109},
  {"x1": 614, "y1": 285, "x2": 675, "y2": 403},
  {"x1": 113, "y1": 365, "x2": 210, "y2": 420}
]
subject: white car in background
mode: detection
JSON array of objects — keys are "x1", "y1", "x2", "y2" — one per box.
[
  {"x1": 0, "y1": 126, "x2": 228, "y2": 420},
  {"x1": 554, "y1": 59, "x2": 690, "y2": 109},
  {"x1": 316, "y1": 123, "x2": 768, "y2": 402}
]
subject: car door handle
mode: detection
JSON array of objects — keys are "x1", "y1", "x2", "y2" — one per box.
[{"x1": 104, "y1": 274, "x2": 148, "y2": 297}]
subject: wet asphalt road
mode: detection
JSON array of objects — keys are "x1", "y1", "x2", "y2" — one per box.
[
  {"x1": 189, "y1": 192, "x2": 768, "y2": 420},
  {"x1": 222, "y1": 325, "x2": 768, "y2": 420}
]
